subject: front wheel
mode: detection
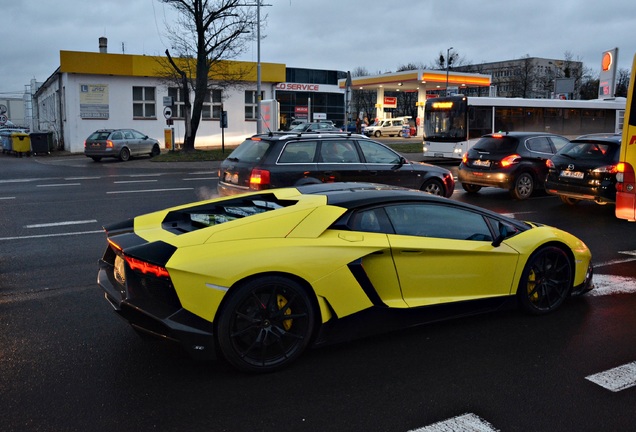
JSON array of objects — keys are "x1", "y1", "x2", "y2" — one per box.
[
  {"x1": 216, "y1": 276, "x2": 316, "y2": 373},
  {"x1": 374, "y1": 130, "x2": 381, "y2": 137},
  {"x1": 510, "y1": 172, "x2": 534, "y2": 200},
  {"x1": 421, "y1": 179, "x2": 444, "y2": 196},
  {"x1": 150, "y1": 144, "x2": 160, "y2": 157},
  {"x1": 517, "y1": 246, "x2": 572, "y2": 315}
]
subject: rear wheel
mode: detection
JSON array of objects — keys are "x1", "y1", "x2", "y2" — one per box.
[
  {"x1": 119, "y1": 147, "x2": 131, "y2": 162},
  {"x1": 510, "y1": 172, "x2": 534, "y2": 200},
  {"x1": 216, "y1": 276, "x2": 316, "y2": 373},
  {"x1": 461, "y1": 183, "x2": 482, "y2": 194},
  {"x1": 517, "y1": 246, "x2": 572, "y2": 315},
  {"x1": 559, "y1": 195, "x2": 580, "y2": 206},
  {"x1": 421, "y1": 179, "x2": 444, "y2": 196}
]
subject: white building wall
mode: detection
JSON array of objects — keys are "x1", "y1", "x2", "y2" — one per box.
[{"x1": 57, "y1": 74, "x2": 271, "y2": 153}]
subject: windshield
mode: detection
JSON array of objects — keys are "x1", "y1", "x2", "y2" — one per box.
[
  {"x1": 473, "y1": 136, "x2": 518, "y2": 152},
  {"x1": 424, "y1": 97, "x2": 467, "y2": 142}
]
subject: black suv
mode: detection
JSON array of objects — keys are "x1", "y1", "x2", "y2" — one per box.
[
  {"x1": 458, "y1": 132, "x2": 570, "y2": 199},
  {"x1": 545, "y1": 133, "x2": 622, "y2": 205},
  {"x1": 217, "y1": 132, "x2": 455, "y2": 197}
]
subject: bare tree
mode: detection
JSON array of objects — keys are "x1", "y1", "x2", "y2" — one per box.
[
  {"x1": 351, "y1": 67, "x2": 376, "y2": 123},
  {"x1": 160, "y1": 0, "x2": 257, "y2": 151}
]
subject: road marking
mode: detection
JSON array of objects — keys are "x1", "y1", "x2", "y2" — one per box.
[
  {"x1": 588, "y1": 274, "x2": 636, "y2": 296},
  {"x1": 182, "y1": 177, "x2": 218, "y2": 181},
  {"x1": 114, "y1": 179, "x2": 158, "y2": 184},
  {"x1": 586, "y1": 361, "x2": 636, "y2": 392},
  {"x1": 595, "y1": 250, "x2": 636, "y2": 268},
  {"x1": 128, "y1": 173, "x2": 162, "y2": 177},
  {"x1": 0, "y1": 230, "x2": 104, "y2": 241},
  {"x1": 25, "y1": 220, "x2": 97, "y2": 229},
  {"x1": 36, "y1": 183, "x2": 81, "y2": 187},
  {"x1": 189, "y1": 171, "x2": 217, "y2": 175},
  {"x1": 409, "y1": 413, "x2": 498, "y2": 432},
  {"x1": 0, "y1": 196, "x2": 16, "y2": 200},
  {"x1": 106, "y1": 187, "x2": 193, "y2": 194},
  {"x1": 65, "y1": 176, "x2": 100, "y2": 180}
]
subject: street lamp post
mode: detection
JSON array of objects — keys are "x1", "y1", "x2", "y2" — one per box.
[
  {"x1": 445, "y1": 46, "x2": 453, "y2": 96},
  {"x1": 256, "y1": 1, "x2": 262, "y2": 134}
]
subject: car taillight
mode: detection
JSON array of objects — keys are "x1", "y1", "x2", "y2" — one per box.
[
  {"x1": 249, "y1": 169, "x2": 271, "y2": 189},
  {"x1": 500, "y1": 154, "x2": 521, "y2": 167},
  {"x1": 84, "y1": 140, "x2": 87, "y2": 149},
  {"x1": 124, "y1": 256, "x2": 170, "y2": 278},
  {"x1": 106, "y1": 140, "x2": 114, "y2": 148},
  {"x1": 461, "y1": 153, "x2": 468, "y2": 164},
  {"x1": 546, "y1": 159, "x2": 555, "y2": 169},
  {"x1": 592, "y1": 164, "x2": 618, "y2": 174}
]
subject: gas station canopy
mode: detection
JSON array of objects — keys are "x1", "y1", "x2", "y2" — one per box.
[{"x1": 338, "y1": 69, "x2": 490, "y2": 93}]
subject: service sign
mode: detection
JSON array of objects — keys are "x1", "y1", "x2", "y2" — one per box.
[
  {"x1": 599, "y1": 48, "x2": 618, "y2": 99},
  {"x1": 384, "y1": 96, "x2": 397, "y2": 108}
]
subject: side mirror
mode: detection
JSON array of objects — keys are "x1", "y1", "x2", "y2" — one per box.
[{"x1": 491, "y1": 222, "x2": 510, "y2": 247}]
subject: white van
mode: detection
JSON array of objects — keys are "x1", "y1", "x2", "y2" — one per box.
[{"x1": 364, "y1": 117, "x2": 410, "y2": 137}]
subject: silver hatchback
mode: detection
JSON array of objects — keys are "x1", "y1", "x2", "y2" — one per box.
[{"x1": 84, "y1": 129, "x2": 160, "y2": 162}]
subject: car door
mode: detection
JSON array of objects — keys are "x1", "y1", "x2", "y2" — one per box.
[
  {"x1": 131, "y1": 129, "x2": 152, "y2": 154},
  {"x1": 315, "y1": 139, "x2": 367, "y2": 183},
  {"x1": 382, "y1": 202, "x2": 520, "y2": 307},
  {"x1": 357, "y1": 139, "x2": 418, "y2": 187},
  {"x1": 122, "y1": 130, "x2": 138, "y2": 155}
]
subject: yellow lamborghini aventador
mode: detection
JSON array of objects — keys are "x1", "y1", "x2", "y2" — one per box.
[{"x1": 98, "y1": 182, "x2": 593, "y2": 373}]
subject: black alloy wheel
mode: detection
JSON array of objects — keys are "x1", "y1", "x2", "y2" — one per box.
[
  {"x1": 517, "y1": 246, "x2": 573, "y2": 315},
  {"x1": 217, "y1": 276, "x2": 316, "y2": 373},
  {"x1": 421, "y1": 179, "x2": 444, "y2": 196},
  {"x1": 150, "y1": 144, "x2": 161, "y2": 157}
]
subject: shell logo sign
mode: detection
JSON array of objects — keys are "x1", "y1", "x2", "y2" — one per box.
[{"x1": 602, "y1": 51, "x2": 613, "y2": 72}]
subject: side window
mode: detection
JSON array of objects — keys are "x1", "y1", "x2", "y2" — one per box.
[
  {"x1": 124, "y1": 131, "x2": 134, "y2": 139},
  {"x1": 319, "y1": 140, "x2": 360, "y2": 163},
  {"x1": 278, "y1": 141, "x2": 317, "y2": 164},
  {"x1": 358, "y1": 140, "x2": 401, "y2": 164},
  {"x1": 526, "y1": 137, "x2": 553, "y2": 154},
  {"x1": 385, "y1": 203, "x2": 493, "y2": 241},
  {"x1": 350, "y1": 208, "x2": 386, "y2": 233},
  {"x1": 111, "y1": 131, "x2": 123, "y2": 140}
]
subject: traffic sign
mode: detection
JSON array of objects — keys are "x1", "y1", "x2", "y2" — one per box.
[
  {"x1": 0, "y1": 114, "x2": 7, "y2": 126},
  {"x1": 163, "y1": 106, "x2": 173, "y2": 119}
]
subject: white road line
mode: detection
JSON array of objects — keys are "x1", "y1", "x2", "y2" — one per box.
[
  {"x1": 0, "y1": 196, "x2": 16, "y2": 200},
  {"x1": 409, "y1": 413, "x2": 499, "y2": 432},
  {"x1": 36, "y1": 183, "x2": 81, "y2": 187},
  {"x1": 0, "y1": 230, "x2": 104, "y2": 241},
  {"x1": 182, "y1": 177, "x2": 218, "y2": 181},
  {"x1": 25, "y1": 220, "x2": 97, "y2": 229},
  {"x1": 189, "y1": 171, "x2": 217, "y2": 175},
  {"x1": 113, "y1": 180, "x2": 158, "y2": 184},
  {"x1": 128, "y1": 173, "x2": 162, "y2": 177},
  {"x1": 65, "y1": 176, "x2": 100, "y2": 180},
  {"x1": 586, "y1": 361, "x2": 636, "y2": 392},
  {"x1": 106, "y1": 187, "x2": 193, "y2": 194},
  {"x1": 595, "y1": 250, "x2": 636, "y2": 268},
  {"x1": 588, "y1": 274, "x2": 636, "y2": 296}
]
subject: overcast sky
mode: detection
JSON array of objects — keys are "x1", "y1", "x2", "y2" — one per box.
[{"x1": 2, "y1": 0, "x2": 635, "y2": 97}]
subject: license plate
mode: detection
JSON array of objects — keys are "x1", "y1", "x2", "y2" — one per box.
[
  {"x1": 560, "y1": 170, "x2": 584, "y2": 179},
  {"x1": 224, "y1": 172, "x2": 239, "y2": 184},
  {"x1": 434, "y1": 153, "x2": 444, "y2": 158},
  {"x1": 473, "y1": 159, "x2": 491, "y2": 167}
]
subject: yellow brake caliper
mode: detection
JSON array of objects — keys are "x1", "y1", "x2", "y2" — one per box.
[
  {"x1": 527, "y1": 269, "x2": 538, "y2": 302},
  {"x1": 277, "y1": 294, "x2": 292, "y2": 330}
]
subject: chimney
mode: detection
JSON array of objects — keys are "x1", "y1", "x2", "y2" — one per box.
[{"x1": 99, "y1": 37, "x2": 108, "y2": 53}]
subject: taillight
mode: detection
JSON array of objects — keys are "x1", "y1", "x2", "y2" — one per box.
[
  {"x1": 249, "y1": 169, "x2": 271, "y2": 189},
  {"x1": 124, "y1": 256, "x2": 170, "y2": 278},
  {"x1": 500, "y1": 154, "x2": 521, "y2": 167},
  {"x1": 616, "y1": 162, "x2": 635, "y2": 193},
  {"x1": 84, "y1": 140, "x2": 87, "y2": 149},
  {"x1": 106, "y1": 140, "x2": 114, "y2": 148},
  {"x1": 546, "y1": 159, "x2": 555, "y2": 169},
  {"x1": 461, "y1": 153, "x2": 468, "y2": 164},
  {"x1": 592, "y1": 164, "x2": 618, "y2": 174}
]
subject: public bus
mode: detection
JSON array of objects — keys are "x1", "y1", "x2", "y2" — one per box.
[
  {"x1": 422, "y1": 95, "x2": 626, "y2": 159},
  {"x1": 616, "y1": 53, "x2": 636, "y2": 221}
]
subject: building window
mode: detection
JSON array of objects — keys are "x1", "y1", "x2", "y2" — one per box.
[
  {"x1": 168, "y1": 88, "x2": 223, "y2": 119},
  {"x1": 133, "y1": 86, "x2": 156, "y2": 118},
  {"x1": 245, "y1": 90, "x2": 263, "y2": 120}
]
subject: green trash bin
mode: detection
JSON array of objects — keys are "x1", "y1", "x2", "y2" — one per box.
[
  {"x1": 30, "y1": 132, "x2": 54, "y2": 155},
  {"x1": 11, "y1": 132, "x2": 31, "y2": 157}
]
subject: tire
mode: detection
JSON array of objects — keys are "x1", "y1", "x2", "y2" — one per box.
[
  {"x1": 461, "y1": 183, "x2": 482, "y2": 194},
  {"x1": 216, "y1": 275, "x2": 316, "y2": 373},
  {"x1": 374, "y1": 130, "x2": 381, "y2": 137},
  {"x1": 517, "y1": 246, "x2": 572, "y2": 315},
  {"x1": 559, "y1": 195, "x2": 580, "y2": 206},
  {"x1": 150, "y1": 144, "x2": 160, "y2": 157},
  {"x1": 119, "y1": 147, "x2": 131, "y2": 162},
  {"x1": 510, "y1": 172, "x2": 534, "y2": 200},
  {"x1": 421, "y1": 179, "x2": 444, "y2": 196},
  {"x1": 91, "y1": 156, "x2": 102, "y2": 162}
]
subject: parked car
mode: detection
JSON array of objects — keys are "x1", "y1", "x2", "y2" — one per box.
[
  {"x1": 287, "y1": 122, "x2": 342, "y2": 133},
  {"x1": 98, "y1": 182, "x2": 593, "y2": 372},
  {"x1": 217, "y1": 132, "x2": 455, "y2": 197},
  {"x1": 364, "y1": 118, "x2": 406, "y2": 137},
  {"x1": 545, "y1": 133, "x2": 622, "y2": 205},
  {"x1": 458, "y1": 132, "x2": 570, "y2": 199},
  {"x1": 84, "y1": 129, "x2": 160, "y2": 162},
  {"x1": 287, "y1": 119, "x2": 306, "y2": 130}
]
